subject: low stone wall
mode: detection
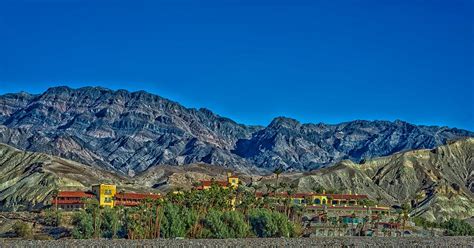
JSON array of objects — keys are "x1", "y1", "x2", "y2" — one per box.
[{"x1": 1, "y1": 237, "x2": 473, "y2": 248}]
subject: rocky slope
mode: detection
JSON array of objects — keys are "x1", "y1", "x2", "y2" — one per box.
[
  {"x1": 0, "y1": 143, "x2": 135, "y2": 211},
  {"x1": 294, "y1": 138, "x2": 474, "y2": 221},
  {"x1": 0, "y1": 86, "x2": 472, "y2": 173}
]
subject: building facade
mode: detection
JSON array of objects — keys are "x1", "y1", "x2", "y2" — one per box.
[{"x1": 52, "y1": 184, "x2": 160, "y2": 210}]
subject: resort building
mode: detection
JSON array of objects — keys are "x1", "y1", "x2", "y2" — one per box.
[
  {"x1": 51, "y1": 184, "x2": 160, "y2": 210},
  {"x1": 194, "y1": 172, "x2": 239, "y2": 190},
  {"x1": 114, "y1": 192, "x2": 161, "y2": 207},
  {"x1": 51, "y1": 191, "x2": 95, "y2": 210},
  {"x1": 255, "y1": 192, "x2": 368, "y2": 207}
]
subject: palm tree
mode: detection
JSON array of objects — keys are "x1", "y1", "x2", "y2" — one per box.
[
  {"x1": 51, "y1": 188, "x2": 59, "y2": 211},
  {"x1": 50, "y1": 188, "x2": 60, "y2": 226},
  {"x1": 273, "y1": 167, "x2": 284, "y2": 187},
  {"x1": 401, "y1": 203, "x2": 411, "y2": 236}
]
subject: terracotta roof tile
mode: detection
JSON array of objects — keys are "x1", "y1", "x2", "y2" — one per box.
[
  {"x1": 115, "y1": 192, "x2": 161, "y2": 200},
  {"x1": 57, "y1": 191, "x2": 95, "y2": 198}
]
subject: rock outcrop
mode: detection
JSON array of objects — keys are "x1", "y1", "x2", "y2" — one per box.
[{"x1": 0, "y1": 86, "x2": 472, "y2": 173}]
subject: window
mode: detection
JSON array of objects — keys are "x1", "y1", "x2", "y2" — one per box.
[
  {"x1": 293, "y1": 199, "x2": 300, "y2": 204},
  {"x1": 314, "y1": 199, "x2": 321, "y2": 205},
  {"x1": 104, "y1": 197, "x2": 112, "y2": 203},
  {"x1": 104, "y1": 189, "x2": 112, "y2": 195},
  {"x1": 332, "y1": 200, "x2": 338, "y2": 205},
  {"x1": 231, "y1": 179, "x2": 236, "y2": 183}
]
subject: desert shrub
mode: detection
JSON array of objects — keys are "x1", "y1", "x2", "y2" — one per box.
[
  {"x1": 442, "y1": 218, "x2": 474, "y2": 236},
  {"x1": 43, "y1": 208, "x2": 62, "y2": 226},
  {"x1": 34, "y1": 234, "x2": 53, "y2": 240},
  {"x1": 413, "y1": 216, "x2": 438, "y2": 229},
  {"x1": 71, "y1": 210, "x2": 94, "y2": 239},
  {"x1": 13, "y1": 221, "x2": 33, "y2": 239},
  {"x1": 199, "y1": 210, "x2": 249, "y2": 238},
  {"x1": 248, "y1": 208, "x2": 297, "y2": 238}
]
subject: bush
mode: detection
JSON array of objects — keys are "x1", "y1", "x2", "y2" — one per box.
[
  {"x1": 160, "y1": 202, "x2": 196, "y2": 238},
  {"x1": 413, "y1": 216, "x2": 438, "y2": 229},
  {"x1": 71, "y1": 210, "x2": 94, "y2": 239},
  {"x1": 248, "y1": 208, "x2": 297, "y2": 238},
  {"x1": 442, "y1": 219, "x2": 474, "y2": 236},
  {"x1": 13, "y1": 221, "x2": 33, "y2": 239},
  {"x1": 43, "y1": 208, "x2": 62, "y2": 226},
  {"x1": 101, "y1": 208, "x2": 120, "y2": 238},
  {"x1": 199, "y1": 210, "x2": 249, "y2": 238}
]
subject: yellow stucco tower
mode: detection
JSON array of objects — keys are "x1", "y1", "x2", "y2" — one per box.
[
  {"x1": 227, "y1": 172, "x2": 239, "y2": 188},
  {"x1": 92, "y1": 184, "x2": 116, "y2": 207}
]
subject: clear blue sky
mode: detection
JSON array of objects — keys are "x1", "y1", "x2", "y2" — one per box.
[{"x1": 0, "y1": 0, "x2": 473, "y2": 130}]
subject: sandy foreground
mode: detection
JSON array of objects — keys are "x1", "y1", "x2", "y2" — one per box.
[{"x1": 1, "y1": 237, "x2": 474, "y2": 248}]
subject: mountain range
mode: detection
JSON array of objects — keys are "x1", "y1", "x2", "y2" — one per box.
[
  {"x1": 0, "y1": 86, "x2": 472, "y2": 174},
  {"x1": 1, "y1": 138, "x2": 472, "y2": 222}
]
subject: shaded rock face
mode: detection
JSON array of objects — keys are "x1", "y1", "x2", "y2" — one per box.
[
  {"x1": 0, "y1": 86, "x2": 258, "y2": 173},
  {"x1": 0, "y1": 86, "x2": 472, "y2": 173},
  {"x1": 234, "y1": 117, "x2": 473, "y2": 170}
]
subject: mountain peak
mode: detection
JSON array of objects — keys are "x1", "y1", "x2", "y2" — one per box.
[
  {"x1": 0, "y1": 87, "x2": 473, "y2": 172},
  {"x1": 44, "y1": 85, "x2": 73, "y2": 94},
  {"x1": 269, "y1": 117, "x2": 301, "y2": 129}
]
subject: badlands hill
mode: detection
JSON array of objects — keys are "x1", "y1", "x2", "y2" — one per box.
[{"x1": 1, "y1": 139, "x2": 472, "y2": 222}]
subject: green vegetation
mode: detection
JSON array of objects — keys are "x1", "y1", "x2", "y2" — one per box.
[
  {"x1": 199, "y1": 210, "x2": 249, "y2": 238},
  {"x1": 248, "y1": 208, "x2": 297, "y2": 238},
  {"x1": 442, "y1": 219, "x2": 474, "y2": 236},
  {"x1": 413, "y1": 216, "x2": 474, "y2": 236},
  {"x1": 70, "y1": 184, "x2": 302, "y2": 239},
  {"x1": 12, "y1": 221, "x2": 33, "y2": 239},
  {"x1": 43, "y1": 208, "x2": 62, "y2": 226},
  {"x1": 71, "y1": 210, "x2": 94, "y2": 239}
]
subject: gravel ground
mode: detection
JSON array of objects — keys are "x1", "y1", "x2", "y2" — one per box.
[{"x1": 1, "y1": 237, "x2": 473, "y2": 248}]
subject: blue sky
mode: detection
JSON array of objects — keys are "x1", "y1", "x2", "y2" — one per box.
[{"x1": 0, "y1": 0, "x2": 473, "y2": 130}]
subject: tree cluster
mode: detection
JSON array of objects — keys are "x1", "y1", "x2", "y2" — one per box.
[{"x1": 71, "y1": 184, "x2": 300, "y2": 239}]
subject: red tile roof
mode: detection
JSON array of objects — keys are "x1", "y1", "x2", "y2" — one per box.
[
  {"x1": 195, "y1": 180, "x2": 230, "y2": 190},
  {"x1": 52, "y1": 199, "x2": 86, "y2": 205},
  {"x1": 115, "y1": 192, "x2": 161, "y2": 200},
  {"x1": 56, "y1": 191, "x2": 95, "y2": 198},
  {"x1": 254, "y1": 192, "x2": 369, "y2": 199},
  {"x1": 327, "y1": 194, "x2": 369, "y2": 200}
]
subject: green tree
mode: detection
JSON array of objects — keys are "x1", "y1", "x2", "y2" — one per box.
[
  {"x1": 273, "y1": 167, "x2": 284, "y2": 187},
  {"x1": 101, "y1": 207, "x2": 120, "y2": 238},
  {"x1": 83, "y1": 198, "x2": 102, "y2": 239},
  {"x1": 248, "y1": 208, "x2": 297, "y2": 238},
  {"x1": 43, "y1": 208, "x2": 62, "y2": 227},
  {"x1": 442, "y1": 219, "x2": 474, "y2": 236},
  {"x1": 199, "y1": 210, "x2": 249, "y2": 238},
  {"x1": 71, "y1": 210, "x2": 94, "y2": 239},
  {"x1": 160, "y1": 202, "x2": 196, "y2": 238}
]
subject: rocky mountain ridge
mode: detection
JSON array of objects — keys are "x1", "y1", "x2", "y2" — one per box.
[
  {"x1": 1, "y1": 139, "x2": 472, "y2": 222},
  {"x1": 0, "y1": 86, "x2": 472, "y2": 173}
]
